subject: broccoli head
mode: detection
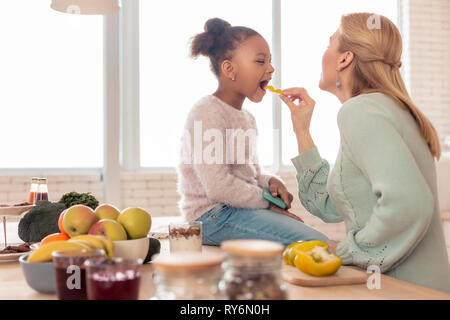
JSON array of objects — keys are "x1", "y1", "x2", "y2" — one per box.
[{"x1": 18, "y1": 201, "x2": 66, "y2": 242}]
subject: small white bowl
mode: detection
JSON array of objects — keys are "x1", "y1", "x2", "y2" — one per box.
[{"x1": 113, "y1": 237, "x2": 149, "y2": 263}]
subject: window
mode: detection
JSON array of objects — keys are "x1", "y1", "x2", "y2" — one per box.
[
  {"x1": 139, "y1": 0, "x2": 273, "y2": 167},
  {"x1": 0, "y1": 1, "x2": 103, "y2": 168},
  {"x1": 281, "y1": 1, "x2": 399, "y2": 165}
]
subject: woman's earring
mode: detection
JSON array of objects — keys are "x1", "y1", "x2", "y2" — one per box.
[
  {"x1": 232, "y1": 75, "x2": 236, "y2": 81},
  {"x1": 336, "y1": 68, "x2": 342, "y2": 88}
]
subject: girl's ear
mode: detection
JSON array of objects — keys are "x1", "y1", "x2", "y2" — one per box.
[
  {"x1": 337, "y1": 51, "x2": 354, "y2": 71},
  {"x1": 220, "y1": 60, "x2": 236, "y2": 81}
]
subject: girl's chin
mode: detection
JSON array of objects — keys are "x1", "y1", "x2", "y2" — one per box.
[
  {"x1": 247, "y1": 88, "x2": 266, "y2": 103},
  {"x1": 247, "y1": 95, "x2": 264, "y2": 103}
]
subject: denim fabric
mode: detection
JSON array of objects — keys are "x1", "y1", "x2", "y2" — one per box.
[{"x1": 196, "y1": 204, "x2": 329, "y2": 247}]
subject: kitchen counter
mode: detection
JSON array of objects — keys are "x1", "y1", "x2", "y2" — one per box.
[{"x1": 1, "y1": 217, "x2": 450, "y2": 300}]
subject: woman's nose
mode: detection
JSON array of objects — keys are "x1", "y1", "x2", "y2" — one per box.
[{"x1": 268, "y1": 63, "x2": 275, "y2": 73}]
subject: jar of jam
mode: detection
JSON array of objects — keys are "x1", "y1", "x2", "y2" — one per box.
[
  {"x1": 220, "y1": 239, "x2": 288, "y2": 300},
  {"x1": 28, "y1": 177, "x2": 40, "y2": 205},
  {"x1": 151, "y1": 252, "x2": 225, "y2": 300},
  {"x1": 35, "y1": 178, "x2": 49, "y2": 202}
]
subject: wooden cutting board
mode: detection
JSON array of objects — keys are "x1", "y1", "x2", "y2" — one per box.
[{"x1": 282, "y1": 264, "x2": 368, "y2": 287}]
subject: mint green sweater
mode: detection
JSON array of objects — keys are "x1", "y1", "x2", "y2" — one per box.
[{"x1": 291, "y1": 92, "x2": 450, "y2": 294}]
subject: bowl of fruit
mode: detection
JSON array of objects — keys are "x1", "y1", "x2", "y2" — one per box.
[{"x1": 58, "y1": 204, "x2": 160, "y2": 263}]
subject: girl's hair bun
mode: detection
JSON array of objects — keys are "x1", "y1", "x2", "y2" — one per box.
[
  {"x1": 189, "y1": 17, "x2": 259, "y2": 77},
  {"x1": 204, "y1": 18, "x2": 231, "y2": 36}
]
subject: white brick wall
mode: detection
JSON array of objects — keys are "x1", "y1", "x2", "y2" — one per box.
[{"x1": 406, "y1": 0, "x2": 450, "y2": 144}]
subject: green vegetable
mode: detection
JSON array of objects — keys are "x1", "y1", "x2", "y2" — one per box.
[
  {"x1": 59, "y1": 192, "x2": 99, "y2": 210},
  {"x1": 18, "y1": 201, "x2": 66, "y2": 242}
]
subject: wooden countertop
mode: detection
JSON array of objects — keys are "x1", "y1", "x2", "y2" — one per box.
[
  {"x1": 2, "y1": 240, "x2": 450, "y2": 300},
  {"x1": 1, "y1": 218, "x2": 450, "y2": 300}
]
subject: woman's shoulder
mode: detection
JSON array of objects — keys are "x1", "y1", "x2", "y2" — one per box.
[
  {"x1": 340, "y1": 92, "x2": 397, "y2": 113},
  {"x1": 337, "y1": 92, "x2": 400, "y2": 130}
]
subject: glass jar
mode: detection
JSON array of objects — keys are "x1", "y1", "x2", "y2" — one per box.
[
  {"x1": 28, "y1": 177, "x2": 40, "y2": 204},
  {"x1": 35, "y1": 178, "x2": 49, "y2": 202},
  {"x1": 151, "y1": 252, "x2": 225, "y2": 300},
  {"x1": 220, "y1": 239, "x2": 287, "y2": 300}
]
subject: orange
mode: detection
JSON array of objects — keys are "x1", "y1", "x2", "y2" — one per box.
[{"x1": 40, "y1": 232, "x2": 70, "y2": 245}]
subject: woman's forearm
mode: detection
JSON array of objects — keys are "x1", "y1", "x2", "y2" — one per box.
[{"x1": 296, "y1": 131, "x2": 315, "y2": 154}]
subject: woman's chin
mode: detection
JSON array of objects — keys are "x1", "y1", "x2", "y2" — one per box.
[{"x1": 318, "y1": 80, "x2": 333, "y2": 93}]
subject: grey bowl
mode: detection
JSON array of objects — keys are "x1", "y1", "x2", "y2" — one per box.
[{"x1": 19, "y1": 254, "x2": 56, "y2": 294}]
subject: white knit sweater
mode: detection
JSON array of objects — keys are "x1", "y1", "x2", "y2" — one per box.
[{"x1": 177, "y1": 95, "x2": 278, "y2": 222}]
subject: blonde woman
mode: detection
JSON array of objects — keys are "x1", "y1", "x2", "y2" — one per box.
[{"x1": 280, "y1": 13, "x2": 450, "y2": 293}]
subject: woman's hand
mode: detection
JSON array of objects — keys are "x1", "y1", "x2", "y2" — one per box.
[
  {"x1": 269, "y1": 203, "x2": 304, "y2": 223},
  {"x1": 279, "y1": 87, "x2": 315, "y2": 134},
  {"x1": 327, "y1": 240, "x2": 340, "y2": 255},
  {"x1": 268, "y1": 177, "x2": 294, "y2": 209},
  {"x1": 279, "y1": 88, "x2": 316, "y2": 154}
]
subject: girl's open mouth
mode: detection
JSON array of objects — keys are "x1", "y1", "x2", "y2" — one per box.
[{"x1": 259, "y1": 80, "x2": 269, "y2": 91}]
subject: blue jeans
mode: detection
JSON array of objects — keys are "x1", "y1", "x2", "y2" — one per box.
[{"x1": 196, "y1": 204, "x2": 329, "y2": 247}]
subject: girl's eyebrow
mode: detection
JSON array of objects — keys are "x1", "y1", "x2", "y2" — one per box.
[{"x1": 256, "y1": 53, "x2": 272, "y2": 59}]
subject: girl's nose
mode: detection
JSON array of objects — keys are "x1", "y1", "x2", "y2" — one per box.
[{"x1": 268, "y1": 63, "x2": 275, "y2": 73}]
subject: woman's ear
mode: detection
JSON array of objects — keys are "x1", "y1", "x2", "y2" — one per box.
[
  {"x1": 337, "y1": 51, "x2": 354, "y2": 71},
  {"x1": 221, "y1": 60, "x2": 236, "y2": 81}
]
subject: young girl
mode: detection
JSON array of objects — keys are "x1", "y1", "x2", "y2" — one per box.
[{"x1": 177, "y1": 18, "x2": 328, "y2": 246}]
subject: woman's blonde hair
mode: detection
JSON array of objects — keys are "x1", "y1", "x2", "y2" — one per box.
[{"x1": 338, "y1": 13, "x2": 441, "y2": 160}]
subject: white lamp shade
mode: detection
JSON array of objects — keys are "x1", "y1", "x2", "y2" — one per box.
[{"x1": 51, "y1": 0, "x2": 120, "y2": 15}]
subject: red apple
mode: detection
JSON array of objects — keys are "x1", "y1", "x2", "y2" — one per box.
[
  {"x1": 62, "y1": 205, "x2": 98, "y2": 237},
  {"x1": 94, "y1": 204, "x2": 120, "y2": 221},
  {"x1": 88, "y1": 219, "x2": 127, "y2": 241}
]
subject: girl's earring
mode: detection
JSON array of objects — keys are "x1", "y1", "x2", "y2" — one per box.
[
  {"x1": 336, "y1": 68, "x2": 342, "y2": 88},
  {"x1": 232, "y1": 75, "x2": 236, "y2": 81}
]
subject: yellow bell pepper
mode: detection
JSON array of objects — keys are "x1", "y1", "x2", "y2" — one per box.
[
  {"x1": 264, "y1": 85, "x2": 284, "y2": 94},
  {"x1": 282, "y1": 241, "x2": 304, "y2": 266},
  {"x1": 283, "y1": 240, "x2": 341, "y2": 277},
  {"x1": 282, "y1": 240, "x2": 328, "y2": 266}
]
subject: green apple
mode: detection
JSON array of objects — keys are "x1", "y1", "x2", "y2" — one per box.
[
  {"x1": 117, "y1": 207, "x2": 152, "y2": 239},
  {"x1": 94, "y1": 204, "x2": 120, "y2": 220},
  {"x1": 63, "y1": 205, "x2": 98, "y2": 237},
  {"x1": 88, "y1": 219, "x2": 128, "y2": 241}
]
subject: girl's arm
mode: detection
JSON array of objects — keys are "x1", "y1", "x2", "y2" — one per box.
[
  {"x1": 193, "y1": 161, "x2": 270, "y2": 209},
  {"x1": 336, "y1": 98, "x2": 434, "y2": 272}
]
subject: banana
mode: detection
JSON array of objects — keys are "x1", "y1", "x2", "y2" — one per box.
[
  {"x1": 27, "y1": 240, "x2": 91, "y2": 263},
  {"x1": 92, "y1": 235, "x2": 114, "y2": 258},
  {"x1": 67, "y1": 239, "x2": 94, "y2": 249},
  {"x1": 69, "y1": 235, "x2": 106, "y2": 253}
]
